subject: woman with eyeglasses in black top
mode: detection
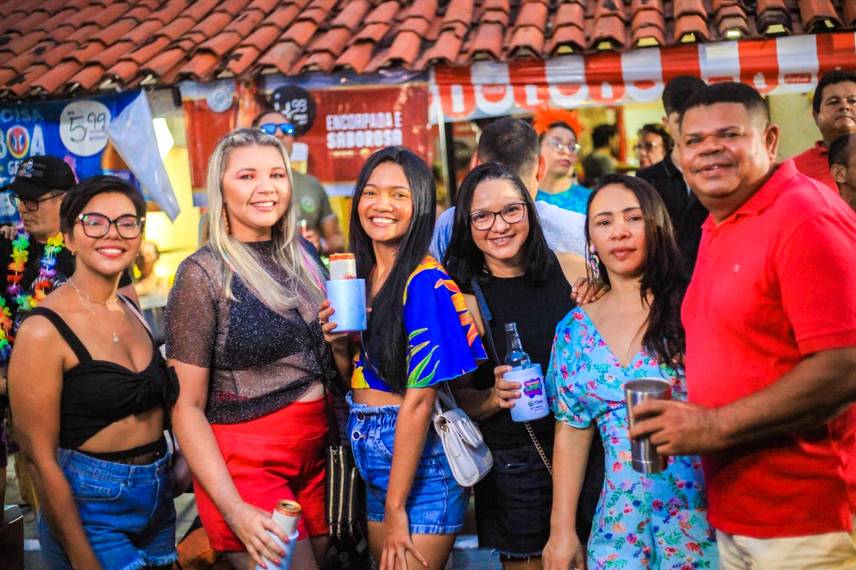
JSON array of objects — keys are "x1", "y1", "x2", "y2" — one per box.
[{"x1": 9, "y1": 176, "x2": 178, "y2": 570}]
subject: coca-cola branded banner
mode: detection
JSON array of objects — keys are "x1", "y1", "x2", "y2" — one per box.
[
  {"x1": 180, "y1": 80, "x2": 431, "y2": 204},
  {"x1": 433, "y1": 32, "x2": 856, "y2": 121},
  {"x1": 0, "y1": 90, "x2": 178, "y2": 221}
]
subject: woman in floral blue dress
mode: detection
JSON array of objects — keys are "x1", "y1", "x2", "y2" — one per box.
[{"x1": 542, "y1": 174, "x2": 717, "y2": 570}]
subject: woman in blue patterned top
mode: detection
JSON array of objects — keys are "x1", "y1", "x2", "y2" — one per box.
[
  {"x1": 542, "y1": 175, "x2": 717, "y2": 570},
  {"x1": 320, "y1": 147, "x2": 485, "y2": 570}
]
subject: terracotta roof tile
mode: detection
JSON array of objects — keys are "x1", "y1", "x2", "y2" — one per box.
[
  {"x1": 631, "y1": 9, "x2": 666, "y2": 47},
  {"x1": 757, "y1": 0, "x2": 793, "y2": 35},
  {"x1": 335, "y1": 41, "x2": 375, "y2": 72},
  {"x1": 416, "y1": 28, "x2": 463, "y2": 66},
  {"x1": 443, "y1": 0, "x2": 475, "y2": 28},
  {"x1": 799, "y1": 0, "x2": 844, "y2": 32},
  {"x1": 67, "y1": 64, "x2": 110, "y2": 92},
  {"x1": 0, "y1": 0, "x2": 852, "y2": 99},
  {"x1": 845, "y1": 2, "x2": 856, "y2": 27},
  {"x1": 590, "y1": 0, "x2": 628, "y2": 50},
  {"x1": 331, "y1": 0, "x2": 372, "y2": 32},
  {"x1": 548, "y1": 1, "x2": 586, "y2": 54},
  {"x1": 468, "y1": 21, "x2": 504, "y2": 60},
  {"x1": 674, "y1": 13, "x2": 711, "y2": 42},
  {"x1": 257, "y1": 40, "x2": 303, "y2": 74},
  {"x1": 300, "y1": 0, "x2": 336, "y2": 26}
]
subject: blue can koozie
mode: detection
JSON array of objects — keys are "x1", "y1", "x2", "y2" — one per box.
[
  {"x1": 326, "y1": 279, "x2": 367, "y2": 332},
  {"x1": 506, "y1": 364, "x2": 550, "y2": 422}
]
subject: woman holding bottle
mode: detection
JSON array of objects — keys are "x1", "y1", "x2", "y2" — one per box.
[
  {"x1": 542, "y1": 174, "x2": 717, "y2": 569},
  {"x1": 444, "y1": 162, "x2": 603, "y2": 570},
  {"x1": 167, "y1": 128, "x2": 333, "y2": 569},
  {"x1": 319, "y1": 146, "x2": 485, "y2": 570}
]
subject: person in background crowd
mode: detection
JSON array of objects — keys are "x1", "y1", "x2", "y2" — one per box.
[
  {"x1": 168, "y1": 129, "x2": 333, "y2": 569},
  {"x1": 630, "y1": 83, "x2": 856, "y2": 569},
  {"x1": 830, "y1": 133, "x2": 856, "y2": 210},
  {"x1": 792, "y1": 70, "x2": 856, "y2": 191},
  {"x1": 10, "y1": 176, "x2": 178, "y2": 569},
  {"x1": 0, "y1": 156, "x2": 135, "y2": 510},
  {"x1": 133, "y1": 240, "x2": 169, "y2": 298},
  {"x1": 636, "y1": 76, "x2": 708, "y2": 273},
  {"x1": 444, "y1": 162, "x2": 603, "y2": 570},
  {"x1": 431, "y1": 118, "x2": 586, "y2": 263},
  {"x1": 634, "y1": 123, "x2": 672, "y2": 169},
  {"x1": 543, "y1": 174, "x2": 717, "y2": 570},
  {"x1": 580, "y1": 124, "x2": 618, "y2": 187},
  {"x1": 536, "y1": 121, "x2": 591, "y2": 215},
  {"x1": 320, "y1": 147, "x2": 485, "y2": 570},
  {"x1": 253, "y1": 109, "x2": 345, "y2": 256}
]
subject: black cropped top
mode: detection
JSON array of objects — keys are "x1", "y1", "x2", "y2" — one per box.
[{"x1": 27, "y1": 300, "x2": 179, "y2": 450}]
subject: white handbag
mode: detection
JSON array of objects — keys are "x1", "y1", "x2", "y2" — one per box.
[{"x1": 433, "y1": 383, "x2": 493, "y2": 487}]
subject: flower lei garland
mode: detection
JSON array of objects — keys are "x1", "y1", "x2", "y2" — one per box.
[{"x1": 0, "y1": 225, "x2": 64, "y2": 360}]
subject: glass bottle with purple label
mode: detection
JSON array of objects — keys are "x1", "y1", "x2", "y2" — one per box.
[{"x1": 504, "y1": 323, "x2": 549, "y2": 422}]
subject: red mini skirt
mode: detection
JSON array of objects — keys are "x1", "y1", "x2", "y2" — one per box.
[{"x1": 195, "y1": 397, "x2": 329, "y2": 552}]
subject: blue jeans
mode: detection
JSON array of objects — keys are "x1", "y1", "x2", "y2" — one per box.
[
  {"x1": 38, "y1": 448, "x2": 177, "y2": 570},
  {"x1": 347, "y1": 393, "x2": 469, "y2": 535}
]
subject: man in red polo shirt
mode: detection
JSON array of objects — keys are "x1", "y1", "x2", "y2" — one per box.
[
  {"x1": 632, "y1": 82, "x2": 856, "y2": 568},
  {"x1": 792, "y1": 70, "x2": 856, "y2": 192}
]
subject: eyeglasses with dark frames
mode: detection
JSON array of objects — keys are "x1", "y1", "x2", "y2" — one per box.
[
  {"x1": 9, "y1": 192, "x2": 63, "y2": 212},
  {"x1": 469, "y1": 201, "x2": 528, "y2": 231},
  {"x1": 77, "y1": 212, "x2": 145, "y2": 239},
  {"x1": 259, "y1": 122, "x2": 297, "y2": 137}
]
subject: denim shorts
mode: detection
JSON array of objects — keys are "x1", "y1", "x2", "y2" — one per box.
[
  {"x1": 347, "y1": 393, "x2": 469, "y2": 535},
  {"x1": 38, "y1": 447, "x2": 177, "y2": 570}
]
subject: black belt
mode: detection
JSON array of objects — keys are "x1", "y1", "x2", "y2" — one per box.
[{"x1": 75, "y1": 437, "x2": 167, "y2": 464}]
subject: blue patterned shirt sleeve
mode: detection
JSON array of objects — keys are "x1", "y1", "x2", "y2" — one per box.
[
  {"x1": 402, "y1": 258, "x2": 486, "y2": 389},
  {"x1": 547, "y1": 310, "x2": 593, "y2": 428}
]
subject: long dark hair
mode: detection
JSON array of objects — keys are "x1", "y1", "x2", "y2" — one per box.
[
  {"x1": 444, "y1": 162, "x2": 553, "y2": 292},
  {"x1": 585, "y1": 174, "x2": 689, "y2": 367},
  {"x1": 349, "y1": 147, "x2": 436, "y2": 391}
]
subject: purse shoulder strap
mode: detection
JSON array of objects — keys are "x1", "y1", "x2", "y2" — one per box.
[{"x1": 469, "y1": 278, "x2": 552, "y2": 476}]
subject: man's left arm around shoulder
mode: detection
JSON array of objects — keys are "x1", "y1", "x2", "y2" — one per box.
[{"x1": 629, "y1": 346, "x2": 856, "y2": 455}]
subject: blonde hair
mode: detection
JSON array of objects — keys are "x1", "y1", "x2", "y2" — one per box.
[{"x1": 205, "y1": 128, "x2": 325, "y2": 312}]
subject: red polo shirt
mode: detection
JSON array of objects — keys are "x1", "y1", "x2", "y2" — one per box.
[
  {"x1": 792, "y1": 141, "x2": 838, "y2": 192},
  {"x1": 682, "y1": 159, "x2": 856, "y2": 538}
]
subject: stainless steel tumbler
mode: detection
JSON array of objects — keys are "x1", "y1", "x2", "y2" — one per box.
[{"x1": 625, "y1": 378, "x2": 672, "y2": 474}]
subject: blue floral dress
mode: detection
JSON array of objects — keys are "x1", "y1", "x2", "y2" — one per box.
[{"x1": 547, "y1": 308, "x2": 718, "y2": 569}]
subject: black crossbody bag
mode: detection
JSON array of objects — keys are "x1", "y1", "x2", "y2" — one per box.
[{"x1": 299, "y1": 310, "x2": 370, "y2": 568}]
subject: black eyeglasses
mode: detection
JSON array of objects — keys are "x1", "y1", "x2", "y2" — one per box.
[
  {"x1": 77, "y1": 212, "x2": 145, "y2": 239},
  {"x1": 9, "y1": 192, "x2": 63, "y2": 212},
  {"x1": 259, "y1": 122, "x2": 297, "y2": 137},
  {"x1": 469, "y1": 202, "x2": 527, "y2": 231}
]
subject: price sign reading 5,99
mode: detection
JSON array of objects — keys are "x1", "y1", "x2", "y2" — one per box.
[{"x1": 59, "y1": 100, "x2": 112, "y2": 157}]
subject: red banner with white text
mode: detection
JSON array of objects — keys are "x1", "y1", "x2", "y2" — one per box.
[
  {"x1": 432, "y1": 32, "x2": 856, "y2": 121},
  {"x1": 181, "y1": 82, "x2": 431, "y2": 204}
]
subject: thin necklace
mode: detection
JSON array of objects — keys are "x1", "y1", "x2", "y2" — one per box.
[{"x1": 67, "y1": 278, "x2": 121, "y2": 344}]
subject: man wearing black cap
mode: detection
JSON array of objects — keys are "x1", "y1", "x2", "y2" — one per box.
[
  {"x1": 0, "y1": 156, "x2": 77, "y2": 309},
  {"x1": 0, "y1": 155, "x2": 76, "y2": 506}
]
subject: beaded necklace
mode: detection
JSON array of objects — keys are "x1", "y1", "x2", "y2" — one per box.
[{"x1": 0, "y1": 224, "x2": 65, "y2": 360}]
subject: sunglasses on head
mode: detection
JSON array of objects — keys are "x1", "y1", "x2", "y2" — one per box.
[{"x1": 259, "y1": 122, "x2": 297, "y2": 137}]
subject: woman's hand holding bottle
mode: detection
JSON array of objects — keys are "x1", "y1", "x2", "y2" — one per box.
[{"x1": 492, "y1": 364, "x2": 522, "y2": 410}]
